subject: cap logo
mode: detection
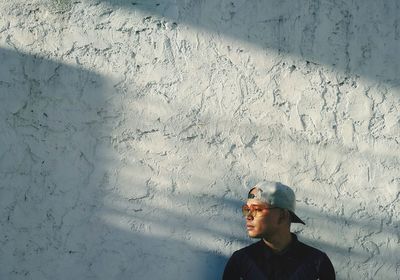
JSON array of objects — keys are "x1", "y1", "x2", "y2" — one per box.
[{"x1": 248, "y1": 188, "x2": 263, "y2": 199}]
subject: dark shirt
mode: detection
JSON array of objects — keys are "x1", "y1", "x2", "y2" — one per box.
[{"x1": 223, "y1": 234, "x2": 335, "y2": 280}]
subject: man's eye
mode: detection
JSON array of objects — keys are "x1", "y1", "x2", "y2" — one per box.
[{"x1": 253, "y1": 208, "x2": 263, "y2": 211}]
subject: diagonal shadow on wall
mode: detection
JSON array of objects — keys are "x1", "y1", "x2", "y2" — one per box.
[
  {"x1": 2, "y1": 0, "x2": 399, "y2": 277},
  {"x1": 97, "y1": 0, "x2": 400, "y2": 87},
  {"x1": 0, "y1": 47, "x2": 236, "y2": 280}
]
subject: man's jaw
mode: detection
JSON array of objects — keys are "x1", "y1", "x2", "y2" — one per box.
[{"x1": 246, "y1": 224, "x2": 258, "y2": 237}]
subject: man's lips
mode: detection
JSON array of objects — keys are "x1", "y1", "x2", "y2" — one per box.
[{"x1": 246, "y1": 224, "x2": 255, "y2": 230}]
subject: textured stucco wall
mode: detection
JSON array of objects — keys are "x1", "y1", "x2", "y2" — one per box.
[{"x1": 0, "y1": 0, "x2": 399, "y2": 279}]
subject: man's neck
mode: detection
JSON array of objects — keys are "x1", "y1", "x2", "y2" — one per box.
[{"x1": 262, "y1": 231, "x2": 293, "y2": 253}]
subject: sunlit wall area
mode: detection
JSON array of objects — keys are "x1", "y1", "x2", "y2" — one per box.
[{"x1": 0, "y1": 0, "x2": 399, "y2": 279}]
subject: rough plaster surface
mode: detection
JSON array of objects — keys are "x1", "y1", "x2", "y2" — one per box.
[{"x1": 0, "y1": 0, "x2": 399, "y2": 279}]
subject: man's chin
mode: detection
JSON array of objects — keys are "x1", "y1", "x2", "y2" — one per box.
[{"x1": 247, "y1": 231, "x2": 261, "y2": 238}]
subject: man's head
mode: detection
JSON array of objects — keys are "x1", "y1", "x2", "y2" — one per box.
[{"x1": 243, "y1": 181, "x2": 305, "y2": 239}]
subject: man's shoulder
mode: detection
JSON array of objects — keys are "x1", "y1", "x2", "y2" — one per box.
[
  {"x1": 293, "y1": 236, "x2": 330, "y2": 260},
  {"x1": 293, "y1": 236, "x2": 336, "y2": 278}
]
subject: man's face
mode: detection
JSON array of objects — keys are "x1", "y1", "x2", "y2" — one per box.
[{"x1": 244, "y1": 198, "x2": 281, "y2": 239}]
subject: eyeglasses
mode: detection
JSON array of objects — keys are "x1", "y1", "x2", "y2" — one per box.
[{"x1": 242, "y1": 204, "x2": 278, "y2": 218}]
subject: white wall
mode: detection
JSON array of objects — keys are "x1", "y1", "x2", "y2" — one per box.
[{"x1": 0, "y1": 0, "x2": 399, "y2": 279}]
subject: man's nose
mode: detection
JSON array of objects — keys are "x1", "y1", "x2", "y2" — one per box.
[{"x1": 246, "y1": 213, "x2": 254, "y2": 220}]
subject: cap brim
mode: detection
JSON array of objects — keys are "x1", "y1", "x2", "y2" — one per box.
[{"x1": 289, "y1": 211, "x2": 306, "y2": 225}]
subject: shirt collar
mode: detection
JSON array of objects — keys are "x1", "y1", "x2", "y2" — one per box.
[{"x1": 259, "y1": 233, "x2": 299, "y2": 259}]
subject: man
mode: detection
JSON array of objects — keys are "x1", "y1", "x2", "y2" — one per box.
[{"x1": 223, "y1": 181, "x2": 335, "y2": 280}]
